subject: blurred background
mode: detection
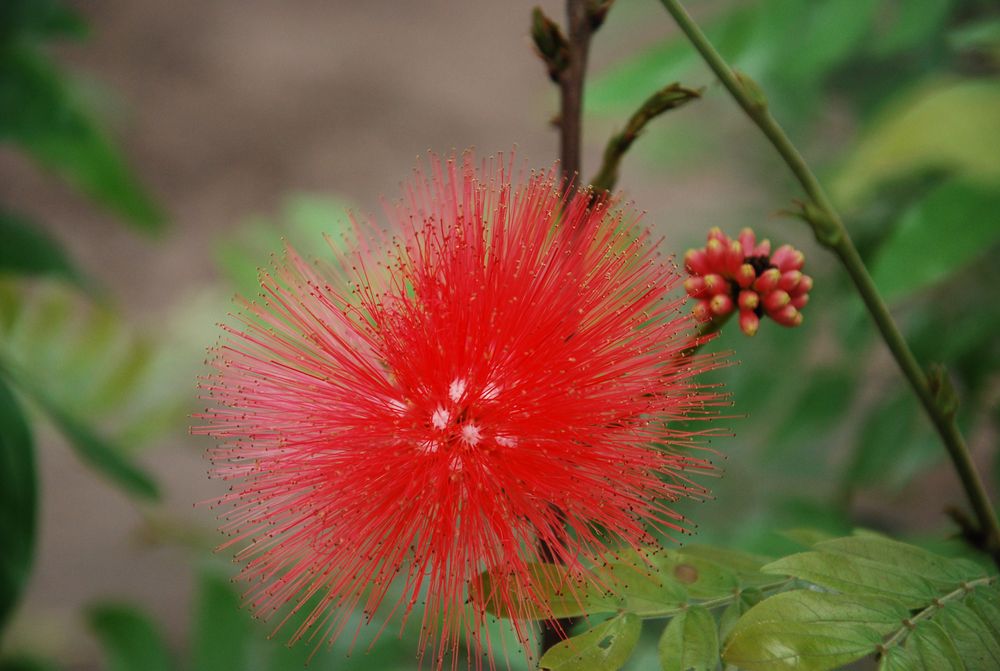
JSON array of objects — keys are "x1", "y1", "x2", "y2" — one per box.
[{"x1": 1, "y1": 1, "x2": 997, "y2": 669}]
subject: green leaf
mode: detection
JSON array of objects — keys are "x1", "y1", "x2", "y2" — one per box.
[
  {"x1": 472, "y1": 562, "x2": 618, "y2": 619},
  {"x1": 0, "y1": 282, "x2": 185, "y2": 451},
  {"x1": 781, "y1": 528, "x2": 836, "y2": 548},
  {"x1": 0, "y1": 357, "x2": 159, "y2": 500},
  {"x1": 763, "y1": 550, "x2": 937, "y2": 608},
  {"x1": 87, "y1": 603, "x2": 172, "y2": 671},
  {"x1": 192, "y1": 567, "x2": 251, "y2": 671},
  {"x1": 216, "y1": 194, "x2": 353, "y2": 295},
  {"x1": 657, "y1": 605, "x2": 718, "y2": 671},
  {"x1": 596, "y1": 553, "x2": 688, "y2": 616},
  {"x1": 0, "y1": 210, "x2": 85, "y2": 284},
  {"x1": 764, "y1": 369, "x2": 854, "y2": 473},
  {"x1": 0, "y1": 374, "x2": 36, "y2": 632},
  {"x1": 0, "y1": 46, "x2": 164, "y2": 231},
  {"x1": 776, "y1": 0, "x2": 877, "y2": 86},
  {"x1": 813, "y1": 535, "x2": 984, "y2": 588},
  {"x1": 679, "y1": 545, "x2": 774, "y2": 589},
  {"x1": 843, "y1": 391, "x2": 942, "y2": 492},
  {"x1": 934, "y1": 601, "x2": 1000, "y2": 669},
  {"x1": 722, "y1": 590, "x2": 909, "y2": 671},
  {"x1": 870, "y1": 181, "x2": 1000, "y2": 301},
  {"x1": 834, "y1": 79, "x2": 1000, "y2": 206},
  {"x1": 880, "y1": 620, "x2": 965, "y2": 671},
  {"x1": 37, "y1": 399, "x2": 159, "y2": 499},
  {"x1": 873, "y1": 0, "x2": 952, "y2": 57},
  {"x1": 966, "y1": 585, "x2": 1000, "y2": 646},
  {"x1": 718, "y1": 588, "x2": 762, "y2": 643},
  {"x1": 0, "y1": 0, "x2": 86, "y2": 40},
  {"x1": 653, "y1": 551, "x2": 739, "y2": 600},
  {"x1": 587, "y1": 6, "x2": 757, "y2": 115},
  {"x1": 538, "y1": 613, "x2": 641, "y2": 671},
  {"x1": 0, "y1": 656, "x2": 61, "y2": 671}
]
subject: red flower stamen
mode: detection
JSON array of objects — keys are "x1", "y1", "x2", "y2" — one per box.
[{"x1": 195, "y1": 154, "x2": 725, "y2": 668}]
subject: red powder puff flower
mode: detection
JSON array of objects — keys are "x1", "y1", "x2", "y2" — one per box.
[
  {"x1": 684, "y1": 227, "x2": 811, "y2": 336},
  {"x1": 196, "y1": 154, "x2": 724, "y2": 668}
]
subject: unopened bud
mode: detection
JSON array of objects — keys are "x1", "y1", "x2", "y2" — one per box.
[
  {"x1": 771, "y1": 244, "x2": 805, "y2": 272},
  {"x1": 684, "y1": 248, "x2": 710, "y2": 276},
  {"x1": 705, "y1": 238, "x2": 726, "y2": 265},
  {"x1": 738, "y1": 227, "x2": 757, "y2": 256},
  {"x1": 738, "y1": 290, "x2": 759, "y2": 312},
  {"x1": 735, "y1": 263, "x2": 756, "y2": 289},
  {"x1": 771, "y1": 304, "x2": 802, "y2": 327},
  {"x1": 764, "y1": 290, "x2": 791, "y2": 313},
  {"x1": 778, "y1": 270, "x2": 803, "y2": 292},
  {"x1": 753, "y1": 268, "x2": 781, "y2": 294},
  {"x1": 710, "y1": 293, "x2": 734, "y2": 316},
  {"x1": 684, "y1": 276, "x2": 706, "y2": 298},
  {"x1": 692, "y1": 300, "x2": 712, "y2": 323},
  {"x1": 702, "y1": 273, "x2": 727, "y2": 295},
  {"x1": 739, "y1": 310, "x2": 759, "y2": 337},
  {"x1": 725, "y1": 240, "x2": 744, "y2": 276}
]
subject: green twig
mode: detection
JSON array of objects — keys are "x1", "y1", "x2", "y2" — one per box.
[
  {"x1": 641, "y1": 578, "x2": 792, "y2": 620},
  {"x1": 656, "y1": 0, "x2": 1000, "y2": 566},
  {"x1": 878, "y1": 575, "x2": 996, "y2": 656},
  {"x1": 589, "y1": 83, "x2": 702, "y2": 194}
]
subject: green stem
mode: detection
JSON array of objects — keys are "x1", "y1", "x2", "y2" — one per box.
[
  {"x1": 656, "y1": 0, "x2": 1000, "y2": 566},
  {"x1": 879, "y1": 575, "x2": 996, "y2": 654},
  {"x1": 641, "y1": 578, "x2": 792, "y2": 620}
]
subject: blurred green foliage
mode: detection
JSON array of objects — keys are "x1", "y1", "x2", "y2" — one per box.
[
  {"x1": 0, "y1": 0, "x2": 170, "y2": 665},
  {"x1": 2, "y1": 0, "x2": 999, "y2": 669},
  {"x1": 585, "y1": 0, "x2": 1000, "y2": 566}
]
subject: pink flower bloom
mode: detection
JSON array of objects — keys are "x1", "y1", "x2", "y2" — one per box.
[{"x1": 196, "y1": 155, "x2": 724, "y2": 668}]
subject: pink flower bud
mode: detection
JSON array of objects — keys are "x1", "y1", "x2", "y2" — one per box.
[
  {"x1": 684, "y1": 249, "x2": 710, "y2": 276},
  {"x1": 684, "y1": 276, "x2": 706, "y2": 298},
  {"x1": 706, "y1": 238, "x2": 726, "y2": 266},
  {"x1": 797, "y1": 274, "x2": 814, "y2": 294},
  {"x1": 725, "y1": 240, "x2": 744, "y2": 276},
  {"x1": 692, "y1": 299, "x2": 712, "y2": 322},
  {"x1": 778, "y1": 270, "x2": 803, "y2": 292},
  {"x1": 771, "y1": 244, "x2": 805, "y2": 272},
  {"x1": 771, "y1": 304, "x2": 803, "y2": 327},
  {"x1": 738, "y1": 289, "x2": 759, "y2": 311},
  {"x1": 707, "y1": 226, "x2": 727, "y2": 243},
  {"x1": 736, "y1": 263, "x2": 756, "y2": 289},
  {"x1": 753, "y1": 268, "x2": 781, "y2": 293},
  {"x1": 703, "y1": 273, "x2": 727, "y2": 295},
  {"x1": 738, "y1": 227, "x2": 757, "y2": 256},
  {"x1": 710, "y1": 293, "x2": 734, "y2": 316},
  {"x1": 739, "y1": 310, "x2": 760, "y2": 336},
  {"x1": 791, "y1": 293, "x2": 809, "y2": 309},
  {"x1": 763, "y1": 290, "x2": 791, "y2": 313}
]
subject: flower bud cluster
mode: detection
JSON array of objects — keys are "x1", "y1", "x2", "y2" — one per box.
[{"x1": 683, "y1": 227, "x2": 811, "y2": 336}]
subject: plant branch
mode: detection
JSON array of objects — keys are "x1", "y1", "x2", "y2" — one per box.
[
  {"x1": 537, "y1": 0, "x2": 612, "y2": 656},
  {"x1": 557, "y1": 0, "x2": 594, "y2": 184},
  {"x1": 656, "y1": 0, "x2": 1000, "y2": 566},
  {"x1": 641, "y1": 578, "x2": 792, "y2": 620},
  {"x1": 878, "y1": 575, "x2": 996, "y2": 655},
  {"x1": 590, "y1": 83, "x2": 702, "y2": 194}
]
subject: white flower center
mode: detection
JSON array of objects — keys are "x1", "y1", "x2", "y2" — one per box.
[
  {"x1": 431, "y1": 406, "x2": 451, "y2": 430},
  {"x1": 448, "y1": 378, "x2": 467, "y2": 402},
  {"x1": 460, "y1": 423, "x2": 482, "y2": 446}
]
